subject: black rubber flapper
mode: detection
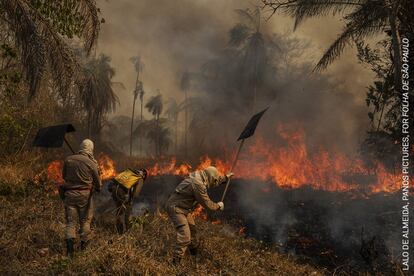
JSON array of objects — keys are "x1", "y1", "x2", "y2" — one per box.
[
  {"x1": 237, "y1": 107, "x2": 269, "y2": 141},
  {"x1": 32, "y1": 124, "x2": 75, "y2": 148}
]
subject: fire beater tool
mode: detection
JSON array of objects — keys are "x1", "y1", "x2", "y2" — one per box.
[
  {"x1": 32, "y1": 124, "x2": 76, "y2": 154},
  {"x1": 221, "y1": 107, "x2": 269, "y2": 201}
]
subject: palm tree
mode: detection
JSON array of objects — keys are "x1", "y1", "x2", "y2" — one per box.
[
  {"x1": 229, "y1": 7, "x2": 267, "y2": 113},
  {"x1": 145, "y1": 93, "x2": 163, "y2": 156},
  {"x1": 180, "y1": 71, "x2": 191, "y2": 157},
  {"x1": 145, "y1": 121, "x2": 172, "y2": 156},
  {"x1": 129, "y1": 56, "x2": 144, "y2": 156},
  {"x1": 165, "y1": 98, "x2": 183, "y2": 154},
  {"x1": 262, "y1": 0, "x2": 406, "y2": 89},
  {"x1": 138, "y1": 84, "x2": 145, "y2": 155},
  {"x1": 80, "y1": 54, "x2": 119, "y2": 138},
  {"x1": 1, "y1": 0, "x2": 100, "y2": 99}
]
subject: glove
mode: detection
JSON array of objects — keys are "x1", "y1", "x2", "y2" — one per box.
[
  {"x1": 217, "y1": 201, "x2": 224, "y2": 211},
  {"x1": 226, "y1": 172, "x2": 234, "y2": 179}
]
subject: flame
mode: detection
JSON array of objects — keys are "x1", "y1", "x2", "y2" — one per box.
[
  {"x1": 192, "y1": 205, "x2": 208, "y2": 221},
  {"x1": 232, "y1": 124, "x2": 401, "y2": 193},
  {"x1": 45, "y1": 154, "x2": 117, "y2": 184},
  {"x1": 47, "y1": 160, "x2": 64, "y2": 184},
  {"x1": 146, "y1": 123, "x2": 401, "y2": 194},
  {"x1": 43, "y1": 123, "x2": 401, "y2": 195},
  {"x1": 147, "y1": 157, "x2": 192, "y2": 176},
  {"x1": 239, "y1": 227, "x2": 246, "y2": 235},
  {"x1": 98, "y1": 154, "x2": 117, "y2": 180},
  {"x1": 211, "y1": 219, "x2": 222, "y2": 225}
]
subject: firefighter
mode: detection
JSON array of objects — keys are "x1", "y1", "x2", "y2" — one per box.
[
  {"x1": 61, "y1": 139, "x2": 102, "y2": 257},
  {"x1": 108, "y1": 168, "x2": 148, "y2": 234},
  {"x1": 165, "y1": 166, "x2": 233, "y2": 264}
]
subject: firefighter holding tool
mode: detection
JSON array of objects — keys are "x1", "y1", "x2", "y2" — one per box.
[
  {"x1": 165, "y1": 166, "x2": 233, "y2": 264},
  {"x1": 61, "y1": 139, "x2": 101, "y2": 257},
  {"x1": 108, "y1": 168, "x2": 148, "y2": 234}
]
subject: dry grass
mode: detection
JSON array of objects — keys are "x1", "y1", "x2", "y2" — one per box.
[{"x1": 0, "y1": 181, "x2": 325, "y2": 275}]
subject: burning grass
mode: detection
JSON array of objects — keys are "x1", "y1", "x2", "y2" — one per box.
[{"x1": 0, "y1": 182, "x2": 324, "y2": 275}]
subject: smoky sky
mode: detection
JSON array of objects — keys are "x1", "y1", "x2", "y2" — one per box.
[{"x1": 96, "y1": 0, "x2": 377, "y2": 155}]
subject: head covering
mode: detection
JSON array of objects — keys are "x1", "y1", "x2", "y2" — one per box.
[
  {"x1": 203, "y1": 166, "x2": 221, "y2": 188},
  {"x1": 78, "y1": 139, "x2": 97, "y2": 164}
]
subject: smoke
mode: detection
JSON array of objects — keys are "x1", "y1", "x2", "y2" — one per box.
[
  {"x1": 97, "y1": 0, "x2": 375, "y2": 159},
  {"x1": 92, "y1": 2, "x2": 405, "y2": 271}
]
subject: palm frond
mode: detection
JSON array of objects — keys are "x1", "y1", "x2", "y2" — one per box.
[
  {"x1": 229, "y1": 24, "x2": 250, "y2": 47},
  {"x1": 314, "y1": 1, "x2": 388, "y2": 71},
  {"x1": 235, "y1": 8, "x2": 256, "y2": 26},
  {"x1": 78, "y1": 0, "x2": 100, "y2": 53},
  {"x1": 1, "y1": 0, "x2": 100, "y2": 99},
  {"x1": 145, "y1": 94, "x2": 163, "y2": 116},
  {"x1": 274, "y1": 0, "x2": 367, "y2": 30},
  {"x1": 130, "y1": 55, "x2": 144, "y2": 73}
]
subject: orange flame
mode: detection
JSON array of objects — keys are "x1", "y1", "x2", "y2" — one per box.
[
  {"x1": 192, "y1": 205, "x2": 208, "y2": 221},
  {"x1": 145, "y1": 123, "x2": 401, "y2": 194},
  {"x1": 47, "y1": 160, "x2": 64, "y2": 184},
  {"x1": 98, "y1": 154, "x2": 117, "y2": 180},
  {"x1": 147, "y1": 158, "x2": 192, "y2": 176},
  {"x1": 239, "y1": 227, "x2": 246, "y2": 235},
  {"x1": 45, "y1": 154, "x2": 117, "y2": 184},
  {"x1": 44, "y1": 124, "x2": 401, "y2": 195},
  {"x1": 211, "y1": 219, "x2": 222, "y2": 225}
]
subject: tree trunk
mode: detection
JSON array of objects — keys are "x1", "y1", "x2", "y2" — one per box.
[
  {"x1": 387, "y1": 0, "x2": 402, "y2": 91},
  {"x1": 156, "y1": 114, "x2": 160, "y2": 156},
  {"x1": 130, "y1": 95, "x2": 137, "y2": 156},
  {"x1": 175, "y1": 118, "x2": 178, "y2": 155},
  {"x1": 140, "y1": 96, "x2": 143, "y2": 156},
  {"x1": 87, "y1": 111, "x2": 91, "y2": 139},
  {"x1": 184, "y1": 89, "x2": 188, "y2": 157},
  {"x1": 130, "y1": 71, "x2": 140, "y2": 156}
]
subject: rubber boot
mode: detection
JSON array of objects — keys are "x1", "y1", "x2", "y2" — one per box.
[
  {"x1": 80, "y1": 240, "x2": 89, "y2": 251},
  {"x1": 188, "y1": 224, "x2": 199, "y2": 256},
  {"x1": 65, "y1": 238, "x2": 74, "y2": 257}
]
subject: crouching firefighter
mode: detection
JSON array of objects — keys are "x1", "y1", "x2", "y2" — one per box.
[
  {"x1": 108, "y1": 168, "x2": 148, "y2": 234},
  {"x1": 165, "y1": 166, "x2": 233, "y2": 264},
  {"x1": 60, "y1": 139, "x2": 102, "y2": 257}
]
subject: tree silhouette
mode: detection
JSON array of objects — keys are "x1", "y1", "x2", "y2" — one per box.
[
  {"x1": 230, "y1": 7, "x2": 267, "y2": 112},
  {"x1": 145, "y1": 93, "x2": 163, "y2": 156},
  {"x1": 263, "y1": 0, "x2": 407, "y2": 88},
  {"x1": 180, "y1": 71, "x2": 191, "y2": 157},
  {"x1": 79, "y1": 54, "x2": 119, "y2": 138},
  {"x1": 1, "y1": 0, "x2": 100, "y2": 99},
  {"x1": 165, "y1": 97, "x2": 183, "y2": 155},
  {"x1": 129, "y1": 56, "x2": 144, "y2": 156}
]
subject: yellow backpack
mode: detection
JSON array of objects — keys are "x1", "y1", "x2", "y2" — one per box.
[{"x1": 114, "y1": 169, "x2": 142, "y2": 189}]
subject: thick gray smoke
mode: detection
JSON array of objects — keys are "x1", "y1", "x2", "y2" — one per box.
[
  {"x1": 93, "y1": 1, "x2": 404, "y2": 273},
  {"x1": 97, "y1": 0, "x2": 372, "y2": 159}
]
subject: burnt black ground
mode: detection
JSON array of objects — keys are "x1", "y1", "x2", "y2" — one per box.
[{"x1": 121, "y1": 175, "x2": 411, "y2": 274}]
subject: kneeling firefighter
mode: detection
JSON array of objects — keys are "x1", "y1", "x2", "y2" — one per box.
[
  {"x1": 165, "y1": 166, "x2": 233, "y2": 264},
  {"x1": 108, "y1": 168, "x2": 148, "y2": 234},
  {"x1": 61, "y1": 139, "x2": 102, "y2": 257}
]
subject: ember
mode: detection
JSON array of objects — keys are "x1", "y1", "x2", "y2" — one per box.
[
  {"x1": 239, "y1": 227, "x2": 246, "y2": 235},
  {"x1": 192, "y1": 205, "x2": 208, "y2": 221},
  {"x1": 47, "y1": 160, "x2": 64, "y2": 184}
]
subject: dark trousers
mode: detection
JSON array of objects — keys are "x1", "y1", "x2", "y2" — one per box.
[{"x1": 115, "y1": 200, "x2": 132, "y2": 234}]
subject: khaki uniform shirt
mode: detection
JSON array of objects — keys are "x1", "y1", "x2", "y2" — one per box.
[
  {"x1": 62, "y1": 153, "x2": 102, "y2": 191},
  {"x1": 166, "y1": 171, "x2": 219, "y2": 213}
]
